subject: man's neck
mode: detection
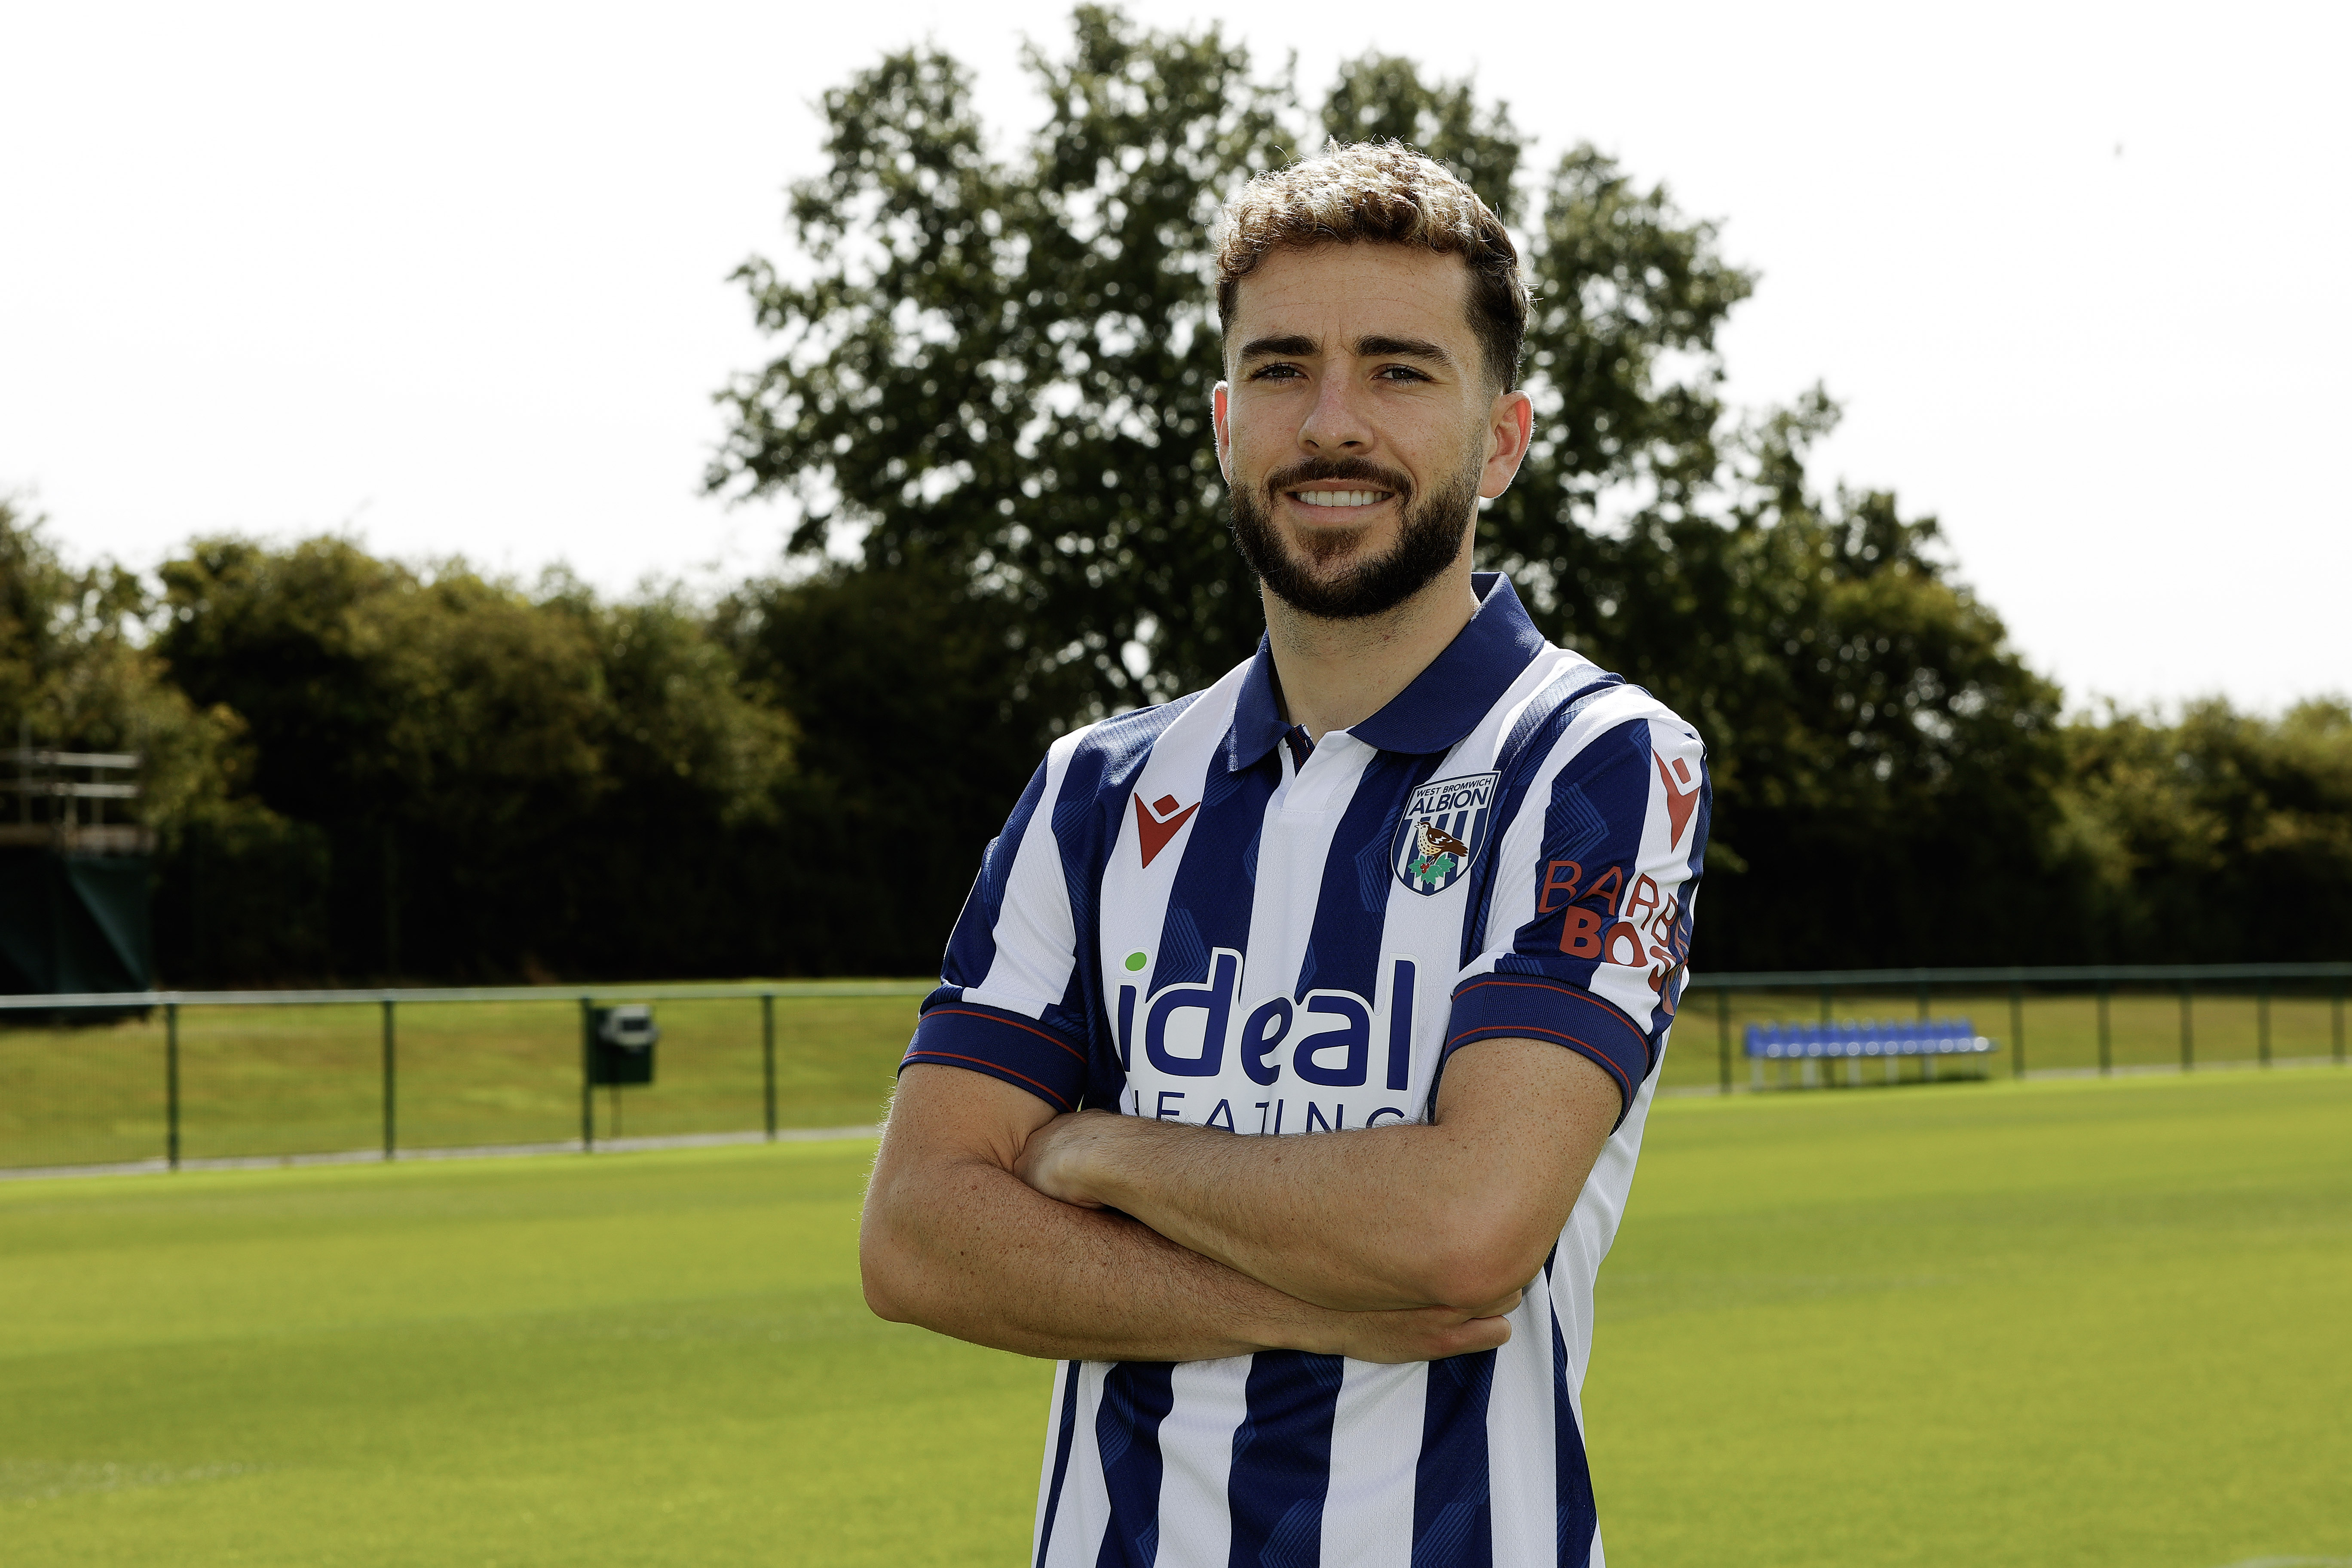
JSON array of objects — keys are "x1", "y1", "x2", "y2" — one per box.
[{"x1": 1263, "y1": 564, "x2": 1482, "y2": 743}]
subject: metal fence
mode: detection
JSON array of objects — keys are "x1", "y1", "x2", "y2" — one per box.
[
  {"x1": 1682, "y1": 962, "x2": 2352, "y2": 1093},
  {"x1": 2, "y1": 964, "x2": 2346, "y2": 1173},
  {"x1": 0, "y1": 981, "x2": 932, "y2": 1173}
]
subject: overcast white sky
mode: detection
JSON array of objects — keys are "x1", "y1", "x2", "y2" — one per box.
[{"x1": 3, "y1": 1, "x2": 2345, "y2": 712}]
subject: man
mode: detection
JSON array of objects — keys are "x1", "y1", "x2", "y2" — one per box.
[{"x1": 861, "y1": 141, "x2": 1709, "y2": 1568}]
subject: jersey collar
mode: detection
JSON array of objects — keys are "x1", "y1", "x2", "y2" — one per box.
[{"x1": 1224, "y1": 572, "x2": 1547, "y2": 771}]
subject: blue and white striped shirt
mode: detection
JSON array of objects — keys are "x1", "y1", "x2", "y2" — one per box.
[{"x1": 905, "y1": 574, "x2": 1710, "y2": 1568}]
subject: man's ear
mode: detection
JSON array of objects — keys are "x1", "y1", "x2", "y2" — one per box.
[
  {"x1": 1479, "y1": 389, "x2": 1536, "y2": 501},
  {"x1": 1212, "y1": 381, "x2": 1233, "y2": 484}
]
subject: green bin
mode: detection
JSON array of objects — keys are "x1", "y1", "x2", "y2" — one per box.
[{"x1": 585, "y1": 1004, "x2": 658, "y2": 1085}]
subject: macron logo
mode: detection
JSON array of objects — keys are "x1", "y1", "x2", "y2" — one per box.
[
  {"x1": 1134, "y1": 792, "x2": 1201, "y2": 869},
  {"x1": 1654, "y1": 751, "x2": 1700, "y2": 849}
]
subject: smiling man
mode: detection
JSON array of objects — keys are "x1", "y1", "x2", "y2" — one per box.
[{"x1": 860, "y1": 141, "x2": 1710, "y2": 1568}]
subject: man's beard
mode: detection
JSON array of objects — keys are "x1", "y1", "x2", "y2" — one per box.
[{"x1": 1229, "y1": 456, "x2": 1482, "y2": 621}]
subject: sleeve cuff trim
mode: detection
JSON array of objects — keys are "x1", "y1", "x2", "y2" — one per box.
[
  {"x1": 923, "y1": 1006, "x2": 1087, "y2": 1065},
  {"x1": 1444, "y1": 974, "x2": 1652, "y2": 1125},
  {"x1": 899, "y1": 1050, "x2": 1079, "y2": 1112}
]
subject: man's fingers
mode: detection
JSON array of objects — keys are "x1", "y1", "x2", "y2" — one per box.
[{"x1": 1011, "y1": 1112, "x2": 1094, "y2": 1204}]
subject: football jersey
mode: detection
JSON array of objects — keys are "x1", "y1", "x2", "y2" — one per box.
[{"x1": 903, "y1": 574, "x2": 1710, "y2": 1568}]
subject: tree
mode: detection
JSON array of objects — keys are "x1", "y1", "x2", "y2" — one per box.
[
  {"x1": 709, "y1": 10, "x2": 1761, "y2": 718},
  {"x1": 0, "y1": 499, "x2": 252, "y2": 839},
  {"x1": 2054, "y1": 698, "x2": 2352, "y2": 963},
  {"x1": 153, "y1": 539, "x2": 793, "y2": 981},
  {"x1": 710, "y1": 6, "x2": 1293, "y2": 715},
  {"x1": 711, "y1": 7, "x2": 2071, "y2": 968},
  {"x1": 716, "y1": 560, "x2": 1086, "y2": 974}
]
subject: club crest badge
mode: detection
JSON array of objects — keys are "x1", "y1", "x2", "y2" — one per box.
[{"x1": 1391, "y1": 771, "x2": 1498, "y2": 896}]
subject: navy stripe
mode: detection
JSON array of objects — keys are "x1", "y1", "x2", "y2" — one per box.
[
  {"x1": 1225, "y1": 1351, "x2": 1344, "y2": 1568},
  {"x1": 1411, "y1": 1351, "x2": 1496, "y2": 1568},
  {"x1": 1149, "y1": 742, "x2": 1275, "y2": 989},
  {"x1": 1298, "y1": 751, "x2": 1441, "y2": 1003},
  {"x1": 1037, "y1": 1360, "x2": 1084, "y2": 1568},
  {"x1": 940, "y1": 757, "x2": 1053, "y2": 988},
  {"x1": 1546, "y1": 1266, "x2": 1597, "y2": 1566},
  {"x1": 1095, "y1": 1361, "x2": 1177, "y2": 1568}
]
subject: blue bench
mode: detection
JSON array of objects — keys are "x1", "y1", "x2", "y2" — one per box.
[{"x1": 1743, "y1": 1018, "x2": 1993, "y2": 1087}]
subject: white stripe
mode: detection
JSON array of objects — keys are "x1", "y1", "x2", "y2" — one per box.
[
  {"x1": 1248, "y1": 734, "x2": 1374, "y2": 1008},
  {"x1": 1030, "y1": 1363, "x2": 1071, "y2": 1551},
  {"x1": 1550, "y1": 1062, "x2": 1665, "y2": 1403},
  {"x1": 1037, "y1": 1361, "x2": 1112, "y2": 1568},
  {"x1": 1318, "y1": 1361, "x2": 1424, "y2": 1568},
  {"x1": 1152, "y1": 1358, "x2": 1250, "y2": 1566},
  {"x1": 969, "y1": 729, "x2": 1087, "y2": 1020},
  {"x1": 1488, "y1": 1285, "x2": 1560, "y2": 1567}
]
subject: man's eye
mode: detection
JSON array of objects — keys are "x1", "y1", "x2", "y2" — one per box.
[
  {"x1": 1376, "y1": 365, "x2": 1432, "y2": 382},
  {"x1": 1249, "y1": 363, "x2": 1305, "y2": 380}
]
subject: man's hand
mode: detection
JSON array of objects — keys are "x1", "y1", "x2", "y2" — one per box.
[
  {"x1": 1006, "y1": 1038, "x2": 1621, "y2": 1314},
  {"x1": 1318, "y1": 1298, "x2": 1521, "y2": 1363},
  {"x1": 1012, "y1": 1108, "x2": 1128, "y2": 1208}
]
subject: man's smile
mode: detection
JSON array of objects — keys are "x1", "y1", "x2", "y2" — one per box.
[{"x1": 1286, "y1": 487, "x2": 1395, "y2": 513}]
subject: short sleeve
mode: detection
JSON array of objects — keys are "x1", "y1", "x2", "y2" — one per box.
[
  {"x1": 900, "y1": 741, "x2": 1093, "y2": 1112},
  {"x1": 1445, "y1": 708, "x2": 1709, "y2": 1125}
]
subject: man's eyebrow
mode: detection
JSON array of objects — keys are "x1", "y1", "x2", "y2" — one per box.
[
  {"x1": 1238, "y1": 333, "x2": 1318, "y2": 360},
  {"x1": 1355, "y1": 334, "x2": 1452, "y2": 365}
]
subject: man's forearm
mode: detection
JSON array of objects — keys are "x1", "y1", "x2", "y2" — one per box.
[
  {"x1": 1031, "y1": 1117, "x2": 1499, "y2": 1312},
  {"x1": 864, "y1": 1146, "x2": 1324, "y2": 1360},
  {"x1": 861, "y1": 1136, "x2": 1513, "y2": 1365},
  {"x1": 1017, "y1": 1041, "x2": 1618, "y2": 1314}
]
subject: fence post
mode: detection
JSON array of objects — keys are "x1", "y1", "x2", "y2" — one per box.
[
  {"x1": 762, "y1": 992, "x2": 778, "y2": 1139},
  {"x1": 579, "y1": 996, "x2": 595, "y2": 1152},
  {"x1": 381, "y1": 996, "x2": 397, "y2": 1161},
  {"x1": 1715, "y1": 987, "x2": 1731, "y2": 1095},
  {"x1": 2097, "y1": 984, "x2": 2112, "y2": 1076},
  {"x1": 2258, "y1": 980, "x2": 2272, "y2": 1067},
  {"x1": 2178, "y1": 981, "x2": 2194, "y2": 1074},
  {"x1": 2009, "y1": 981, "x2": 2025, "y2": 1079},
  {"x1": 2335, "y1": 976, "x2": 2346, "y2": 1066},
  {"x1": 165, "y1": 1000, "x2": 181, "y2": 1171}
]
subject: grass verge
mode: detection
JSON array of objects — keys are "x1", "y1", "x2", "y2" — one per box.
[{"x1": 0, "y1": 1066, "x2": 2345, "y2": 1565}]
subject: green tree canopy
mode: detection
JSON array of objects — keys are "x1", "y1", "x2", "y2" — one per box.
[
  {"x1": 0, "y1": 499, "x2": 253, "y2": 841},
  {"x1": 2055, "y1": 698, "x2": 2352, "y2": 962},
  {"x1": 154, "y1": 538, "x2": 793, "y2": 980}
]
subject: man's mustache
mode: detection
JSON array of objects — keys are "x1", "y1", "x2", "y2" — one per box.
[{"x1": 1261, "y1": 458, "x2": 1414, "y2": 498}]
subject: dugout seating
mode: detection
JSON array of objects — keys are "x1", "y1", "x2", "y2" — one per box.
[{"x1": 1743, "y1": 1017, "x2": 1992, "y2": 1087}]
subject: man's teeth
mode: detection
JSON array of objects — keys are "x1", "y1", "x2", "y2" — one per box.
[{"x1": 1294, "y1": 489, "x2": 1388, "y2": 507}]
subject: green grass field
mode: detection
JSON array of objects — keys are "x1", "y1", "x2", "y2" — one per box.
[
  {"x1": 6, "y1": 983, "x2": 2343, "y2": 1171},
  {"x1": 3, "y1": 1066, "x2": 2346, "y2": 1566}
]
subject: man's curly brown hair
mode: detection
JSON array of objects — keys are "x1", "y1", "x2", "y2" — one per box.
[{"x1": 1213, "y1": 141, "x2": 1529, "y2": 392}]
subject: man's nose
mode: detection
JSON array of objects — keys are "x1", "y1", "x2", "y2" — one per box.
[{"x1": 1297, "y1": 370, "x2": 1371, "y2": 452}]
